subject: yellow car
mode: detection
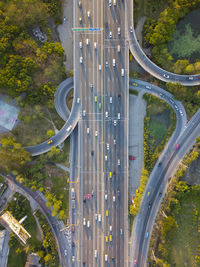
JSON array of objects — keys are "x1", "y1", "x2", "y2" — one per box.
[
  {"x1": 132, "y1": 82, "x2": 138, "y2": 86},
  {"x1": 109, "y1": 172, "x2": 112, "y2": 178},
  {"x1": 94, "y1": 96, "x2": 97, "y2": 102},
  {"x1": 106, "y1": 210, "x2": 109, "y2": 217},
  {"x1": 48, "y1": 139, "x2": 53, "y2": 144},
  {"x1": 109, "y1": 234, "x2": 112, "y2": 242},
  {"x1": 105, "y1": 236, "x2": 108, "y2": 243}
]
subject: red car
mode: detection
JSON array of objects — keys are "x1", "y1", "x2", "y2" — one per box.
[
  {"x1": 129, "y1": 155, "x2": 135, "y2": 160},
  {"x1": 87, "y1": 193, "x2": 90, "y2": 200},
  {"x1": 175, "y1": 144, "x2": 180, "y2": 150}
]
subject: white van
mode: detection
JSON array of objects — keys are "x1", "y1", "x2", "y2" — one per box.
[
  {"x1": 118, "y1": 27, "x2": 120, "y2": 35},
  {"x1": 117, "y1": 45, "x2": 120, "y2": 52}
]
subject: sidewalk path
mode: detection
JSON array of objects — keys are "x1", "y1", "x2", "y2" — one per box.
[
  {"x1": 129, "y1": 91, "x2": 146, "y2": 200},
  {"x1": 57, "y1": 0, "x2": 73, "y2": 71}
]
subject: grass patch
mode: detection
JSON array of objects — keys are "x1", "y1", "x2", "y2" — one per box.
[
  {"x1": 164, "y1": 188, "x2": 200, "y2": 266},
  {"x1": 7, "y1": 246, "x2": 26, "y2": 267},
  {"x1": 9, "y1": 104, "x2": 64, "y2": 146},
  {"x1": 149, "y1": 120, "x2": 167, "y2": 143},
  {"x1": 66, "y1": 89, "x2": 74, "y2": 111},
  {"x1": 129, "y1": 89, "x2": 138, "y2": 96}
]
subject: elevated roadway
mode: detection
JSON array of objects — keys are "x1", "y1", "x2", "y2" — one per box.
[
  {"x1": 126, "y1": 0, "x2": 200, "y2": 86},
  {"x1": 130, "y1": 108, "x2": 200, "y2": 267}
]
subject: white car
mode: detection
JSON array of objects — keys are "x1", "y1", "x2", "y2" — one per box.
[
  {"x1": 95, "y1": 131, "x2": 98, "y2": 137},
  {"x1": 87, "y1": 128, "x2": 90, "y2": 134},
  {"x1": 105, "y1": 254, "x2": 108, "y2": 261},
  {"x1": 72, "y1": 256, "x2": 75, "y2": 262},
  {"x1": 90, "y1": 83, "x2": 93, "y2": 89},
  {"x1": 113, "y1": 196, "x2": 116, "y2": 202},
  {"x1": 113, "y1": 139, "x2": 116, "y2": 145},
  {"x1": 109, "y1": 32, "x2": 112, "y2": 38},
  {"x1": 105, "y1": 111, "x2": 108, "y2": 118},
  {"x1": 113, "y1": 120, "x2": 117, "y2": 126},
  {"x1": 77, "y1": 97, "x2": 80, "y2": 103},
  {"x1": 188, "y1": 76, "x2": 194, "y2": 80},
  {"x1": 121, "y1": 68, "x2": 124, "y2": 76},
  {"x1": 66, "y1": 125, "x2": 72, "y2": 132},
  {"x1": 80, "y1": 57, "x2": 83, "y2": 64},
  {"x1": 78, "y1": 1, "x2": 82, "y2": 7},
  {"x1": 145, "y1": 85, "x2": 151, "y2": 89},
  {"x1": 117, "y1": 159, "x2": 120, "y2": 166},
  {"x1": 87, "y1": 11, "x2": 90, "y2": 18},
  {"x1": 98, "y1": 214, "x2": 101, "y2": 222},
  {"x1": 110, "y1": 225, "x2": 112, "y2": 232},
  {"x1": 87, "y1": 220, "x2": 90, "y2": 228},
  {"x1": 99, "y1": 65, "x2": 102, "y2": 71},
  {"x1": 130, "y1": 26, "x2": 133, "y2": 33},
  {"x1": 64, "y1": 249, "x2": 67, "y2": 255},
  {"x1": 95, "y1": 214, "x2": 98, "y2": 220},
  {"x1": 179, "y1": 110, "x2": 183, "y2": 116},
  {"x1": 118, "y1": 27, "x2": 120, "y2": 35},
  {"x1": 105, "y1": 155, "x2": 108, "y2": 161},
  {"x1": 118, "y1": 113, "x2": 120, "y2": 119},
  {"x1": 163, "y1": 73, "x2": 169, "y2": 79},
  {"x1": 109, "y1": 0, "x2": 112, "y2": 6},
  {"x1": 82, "y1": 110, "x2": 86, "y2": 116},
  {"x1": 79, "y1": 42, "x2": 82, "y2": 48},
  {"x1": 113, "y1": 59, "x2": 116, "y2": 67},
  {"x1": 120, "y1": 228, "x2": 123, "y2": 235},
  {"x1": 117, "y1": 45, "x2": 120, "y2": 52},
  {"x1": 113, "y1": 0, "x2": 116, "y2": 5},
  {"x1": 105, "y1": 194, "x2": 108, "y2": 200},
  {"x1": 110, "y1": 97, "x2": 112, "y2": 103},
  {"x1": 105, "y1": 61, "x2": 109, "y2": 67},
  {"x1": 94, "y1": 42, "x2": 97, "y2": 49},
  {"x1": 94, "y1": 250, "x2": 97, "y2": 258},
  {"x1": 79, "y1": 17, "x2": 82, "y2": 24},
  {"x1": 86, "y1": 38, "x2": 89, "y2": 45},
  {"x1": 83, "y1": 218, "x2": 86, "y2": 226},
  {"x1": 107, "y1": 143, "x2": 109, "y2": 150}
]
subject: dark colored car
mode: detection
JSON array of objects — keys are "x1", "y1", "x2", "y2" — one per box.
[{"x1": 91, "y1": 150, "x2": 94, "y2": 156}]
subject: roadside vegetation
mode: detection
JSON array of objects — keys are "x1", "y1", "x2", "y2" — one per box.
[
  {"x1": 129, "y1": 94, "x2": 176, "y2": 228},
  {"x1": 4, "y1": 192, "x2": 59, "y2": 267},
  {"x1": 148, "y1": 140, "x2": 200, "y2": 266},
  {"x1": 142, "y1": 0, "x2": 200, "y2": 74},
  {"x1": 0, "y1": 136, "x2": 70, "y2": 222},
  {"x1": 0, "y1": 0, "x2": 68, "y2": 146}
]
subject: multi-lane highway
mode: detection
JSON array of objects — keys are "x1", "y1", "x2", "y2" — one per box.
[
  {"x1": 129, "y1": 106, "x2": 200, "y2": 267},
  {"x1": 73, "y1": 0, "x2": 129, "y2": 266}
]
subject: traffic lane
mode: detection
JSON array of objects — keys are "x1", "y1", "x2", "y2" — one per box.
[
  {"x1": 136, "y1": 116, "x2": 200, "y2": 266},
  {"x1": 133, "y1": 112, "x2": 200, "y2": 266}
]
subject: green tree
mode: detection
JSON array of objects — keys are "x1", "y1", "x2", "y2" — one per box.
[
  {"x1": 46, "y1": 130, "x2": 54, "y2": 139},
  {"x1": 173, "y1": 59, "x2": 189, "y2": 74},
  {"x1": 0, "y1": 137, "x2": 31, "y2": 172}
]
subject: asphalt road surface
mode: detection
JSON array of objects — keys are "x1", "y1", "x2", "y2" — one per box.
[
  {"x1": 130, "y1": 109, "x2": 200, "y2": 267},
  {"x1": 74, "y1": 0, "x2": 129, "y2": 266}
]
